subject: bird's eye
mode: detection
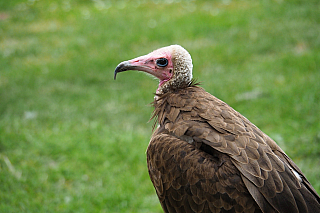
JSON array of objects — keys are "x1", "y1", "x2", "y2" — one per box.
[{"x1": 156, "y1": 58, "x2": 168, "y2": 67}]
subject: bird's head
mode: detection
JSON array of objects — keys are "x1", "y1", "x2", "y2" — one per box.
[{"x1": 114, "y1": 45, "x2": 193, "y2": 94}]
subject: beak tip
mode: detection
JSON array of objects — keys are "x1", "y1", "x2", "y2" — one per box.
[{"x1": 114, "y1": 61, "x2": 131, "y2": 80}]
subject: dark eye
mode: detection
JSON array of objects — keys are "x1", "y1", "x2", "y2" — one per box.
[{"x1": 156, "y1": 58, "x2": 168, "y2": 67}]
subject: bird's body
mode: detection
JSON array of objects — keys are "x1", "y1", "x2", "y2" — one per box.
[
  {"x1": 114, "y1": 45, "x2": 320, "y2": 213},
  {"x1": 147, "y1": 86, "x2": 319, "y2": 213}
]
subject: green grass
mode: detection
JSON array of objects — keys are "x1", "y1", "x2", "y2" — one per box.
[{"x1": 0, "y1": 0, "x2": 319, "y2": 212}]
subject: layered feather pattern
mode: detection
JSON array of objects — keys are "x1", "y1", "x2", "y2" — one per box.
[{"x1": 147, "y1": 86, "x2": 320, "y2": 213}]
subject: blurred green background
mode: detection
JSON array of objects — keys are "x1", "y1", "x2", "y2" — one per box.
[{"x1": 0, "y1": 0, "x2": 319, "y2": 212}]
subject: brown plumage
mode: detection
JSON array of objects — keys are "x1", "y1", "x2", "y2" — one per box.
[{"x1": 114, "y1": 45, "x2": 320, "y2": 213}]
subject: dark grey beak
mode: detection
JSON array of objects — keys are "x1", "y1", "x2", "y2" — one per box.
[
  {"x1": 113, "y1": 52, "x2": 157, "y2": 80},
  {"x1": 114, "y1": 61, "x2": 134, "y2": 80}
]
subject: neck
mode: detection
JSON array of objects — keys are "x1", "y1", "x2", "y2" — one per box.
[
  {"x1": 156, "y1": 67, "x2": 193, "y2": 95},
  {"x1": 151, "y1": 85, "x2": 201, "y2": 127},
  {"x1": 155, "y1": 79, "x2": 199, "y2": 104},
  {"x1": 156, "y1": 79, "x2": 192, "y2": 95}
]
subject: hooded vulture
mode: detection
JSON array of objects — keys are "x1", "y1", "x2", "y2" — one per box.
[{"x1": 114, "y1": 45, "x2": 320, "y2": 213}]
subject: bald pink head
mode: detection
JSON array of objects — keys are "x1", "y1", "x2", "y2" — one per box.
[
  {"x1": 114, "y1": 45, "x2": 193, "y2": 94},
  {"x1": 128, "y1": 47, "x2": 174, "y2": 83}
]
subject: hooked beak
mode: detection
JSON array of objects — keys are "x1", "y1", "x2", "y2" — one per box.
[
  {"x1": 114, "y1": 61, "x2": 131, "y2": 80},
  {"x1": 114, "y1": 52, "x2": 173, "y2": 81},
  {"x1": 114, "y1": 60, "x2": 154, "y2": 80}
]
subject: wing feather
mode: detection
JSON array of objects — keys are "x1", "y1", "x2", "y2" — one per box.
[
  {"x1": 149, "y1": 86, "x2": 320, "y2": 212},
  {"x1": 147, "y1": 132, "x2": 261, "y2": 212}
]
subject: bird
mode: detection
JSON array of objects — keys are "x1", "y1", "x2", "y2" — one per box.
[{"x1": 114, "y1": 45, "x2": 320, "y2": 213}]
